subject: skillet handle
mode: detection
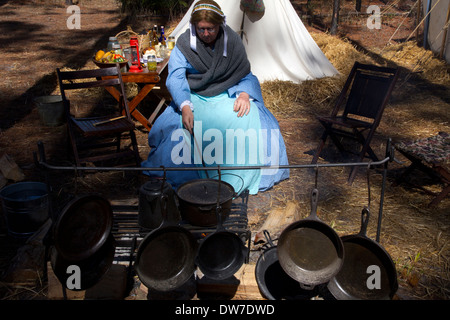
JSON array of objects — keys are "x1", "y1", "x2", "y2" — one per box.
[
  {"x1": 309, "y1": 188, "x2": 319, "y2": 219},
  {"x1": 359, "y1": 207, "x2": 370, "y2": 236}
]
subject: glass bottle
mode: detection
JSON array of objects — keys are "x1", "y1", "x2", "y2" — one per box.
[
  {"x1": 159, "y1": 26, "x2": 166, "y2": 44},
  {"x1": 151, "y1": 25, "x2": 159, "y2": 48}
]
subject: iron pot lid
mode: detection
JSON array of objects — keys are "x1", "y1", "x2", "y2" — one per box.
[
  {"x1": 176, "y1": 179, "x2": 234, "y2": 206},
  {"x1": 54, "y1": 194, "x2": 113, "y2": 262}
]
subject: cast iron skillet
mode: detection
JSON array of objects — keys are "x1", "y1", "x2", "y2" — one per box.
[
  {"x1": 196, "y1": 204, "x2": 248, "y2": 280},
  {"x1": 54, "y1": 194, "x2": 113, "y2": 261},
  {"x1": 327, "y1": 207, "x2": 398, "y2": 300},
  {"x1": 277, "y1": 188, "x2": 344, "y2": 288},
  {"x1": 255, "y1": 230, "x2": 317, "y2": 300},
  {"x1": 50, "y1": 233, "x2": 116, "y2": 291},
  {"x1": 135, "y1": 194, "x2": 197, "y2": 292}
]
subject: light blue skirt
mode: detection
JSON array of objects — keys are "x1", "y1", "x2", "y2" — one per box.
[{"x1": 142, "y1": 92, "x2": 289, "y2": 195}]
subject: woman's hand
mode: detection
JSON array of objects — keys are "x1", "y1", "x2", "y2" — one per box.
[
  {"x1": 181, "y1": 105, "x2": 194, "y2": 134},
  {"x1": 233, "y1": 92, "x2": 251, "y2": 117}
]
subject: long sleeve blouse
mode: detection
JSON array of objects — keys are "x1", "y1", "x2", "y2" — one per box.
[{"x1": 166, "y1": 46, "x2": 264, "y2": 112}]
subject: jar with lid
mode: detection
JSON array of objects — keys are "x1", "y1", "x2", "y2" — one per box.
[
  {"x1": 107, "y1": 36, "x2": 119, "y2": 52},
  {"x1": 112, "y1": 43, "x2": 123, "y2": 56},
  {"x1": 167, "y1": 36, "x2": 175, "y2": 50},
  {"x1": 147, "y1": 55, "x2": 157, "y2": 71}
]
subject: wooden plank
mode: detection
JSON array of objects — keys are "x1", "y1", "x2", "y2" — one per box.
[
  {"x1": 197, "y1": 264, "x2": 265, "y2": 300},
  {"x1": 253, "y1": 200, "x2": 301, "y2": 244}
]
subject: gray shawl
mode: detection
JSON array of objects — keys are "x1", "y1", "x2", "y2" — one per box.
[{"x1": 177, "y1": 25, "x2": 251, "y2": 97}]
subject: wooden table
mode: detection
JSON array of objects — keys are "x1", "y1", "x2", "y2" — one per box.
[{"x1": 104, "y1": 58, "x2": 169, "y2": 131}]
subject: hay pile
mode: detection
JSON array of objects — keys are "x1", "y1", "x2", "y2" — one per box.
[
  {"x1": 379, "y1": 41, "x2": 450, "y2": 85},
  {"x1": 257, "y1": 32, "x2": 449, "y2": 300}
]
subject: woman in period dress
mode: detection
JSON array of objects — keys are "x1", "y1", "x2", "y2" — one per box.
[{"x1": 142, "y1": 0, "x2": 289, "y2": 195}]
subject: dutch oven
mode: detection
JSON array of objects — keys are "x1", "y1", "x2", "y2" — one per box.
[
  {"x1": 327, "y1": 208, "x2": 398, "y2": 300},
  {"x1": 277, "y1": 188, "x2": 344, "y2": 289},
  {"x1": 135, "y1": 194, "x2": 197, "y2": 292},
  {"x1": 53, "y1": 194, "x2": 113, "y2": 261},
  {"x1": 176, "y1": 179, "x2": 235, "y2": 227}
]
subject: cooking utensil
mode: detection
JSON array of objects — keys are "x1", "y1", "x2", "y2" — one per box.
[
  {"x1": 53, "y1": 194, "x2": 113, "y2": 261},
  {"x1": 277, "y1": 188, "x2": 344, "y2": 288},
  {"x1": 50, "y1": 233, "x2": 116, "y2": 291},
  {"x1": 327, "y1": 207, "x2": 398, "y2": 300},
  {"x1": 135, "y1": 193, "x2": 197, "y2": 292},
  {"x1": 176, "y1": 178, "x2": 235, "y2": 227},
  {"x1": 138, "y1": 178, "x2": 180, "y2": 230},
  {"x1": 255, "y1": 230, "x2": 316, "y2": 300},
  {"x1": 195, "y1": 171, "x2": 248, "y2": 280},
  {"x1": 196, "y1": 205, "x2": 248, "y2": 280}
]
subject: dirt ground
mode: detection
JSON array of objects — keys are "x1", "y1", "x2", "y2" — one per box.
[{"x1": 0, "y1": 0, "x2": 449, "y2": 300}]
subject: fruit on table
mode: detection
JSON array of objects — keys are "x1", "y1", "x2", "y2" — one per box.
[
  {"x1": 95, "y1": 50, "x2": 105, "y2": 61},
  {"x1": 95, "y1": 50, "x2": 126, "y2": 63}
]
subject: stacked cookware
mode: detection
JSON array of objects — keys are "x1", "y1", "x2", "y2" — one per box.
[
  {"x1": 255, "y1": 187, "x2": 398, "y2": 300},
  {"x1": 135, "y1": 172, "x2": 249, "y2": 292}
]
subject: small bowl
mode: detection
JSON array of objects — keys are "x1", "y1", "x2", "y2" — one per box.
[{"x1": 92, "y1": 57, "x2": 128, "y2": 69}]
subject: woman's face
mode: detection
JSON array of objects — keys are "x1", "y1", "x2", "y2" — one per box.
[{"x1": 195, "y1": 20, "x2": 220, "y2": 45}]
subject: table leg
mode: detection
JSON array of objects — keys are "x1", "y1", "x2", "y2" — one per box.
[{"x1": 105, "y1": 85, "x2": 155, "y2": 131}]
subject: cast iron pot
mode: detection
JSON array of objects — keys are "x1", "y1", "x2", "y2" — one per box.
[
  {"x1": 327, "y1": 208, "x2": 398, "y2": 300},
  {"x1": 176, "y1": 179, "x2": 235, "y2": 227},
  {"x1": 50, "y1": 233, "x2": 116, "y2": 291},
  {"x1": 255, "y1": 230, "x2": 317, "y2": 300},
  {"x1": 135, "y1": 195, "x2": 198, "y2": 292},
  {"x1": 53, "y1": 194, "x2": 113, "y2": 261},
  {"x1": 277, "y1": 188, "x2": 344, "y2": 289},
  {"x1": 196, "y1": 205, "x2": 248, "y2": 280}
]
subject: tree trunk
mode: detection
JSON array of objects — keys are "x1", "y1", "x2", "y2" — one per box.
[
  {"x1": 330, "y1": 0, "x2": 340, "y2": 35},
  {"x1": 356, "y1": 0, "x2": 362, "y2": 12}
]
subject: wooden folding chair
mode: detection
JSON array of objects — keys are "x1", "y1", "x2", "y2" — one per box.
[
  {"x1": 311, "y1": 62, "x2": 400, "y2": 184},
  {"x1": 56, "y1": 64, "x2": 140, "y2": 167}
]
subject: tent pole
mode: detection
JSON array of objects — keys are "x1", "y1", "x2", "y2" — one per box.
[
  {"x1": 416, "y1": 0, "x2": 421, "y2": 44},
  {"x1": 423, "y1": 0, "x2": 432, "y2": 49},
  {"x1": 439, "y1": 1, "x2": 450, "y2": 58}
]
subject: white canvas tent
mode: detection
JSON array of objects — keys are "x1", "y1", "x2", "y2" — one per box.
[
  {"x1": 422, "y1": 0, "x2": 450, "y2": 63},
  {"x1": 169, "y1": 0, "x2": 339, "y2": 83}
]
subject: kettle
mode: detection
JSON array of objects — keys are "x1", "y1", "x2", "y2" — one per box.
[{"x1": 138, "y1": 178, "x2": 180, "y2": 230}]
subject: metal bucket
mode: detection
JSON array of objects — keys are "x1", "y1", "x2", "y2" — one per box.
[
  {"x1": 34, "y1": 95, "x2": 65, "y2": 127},
  {"x1": 0, "y1": 182, "x2": 50, "y2": 238}
]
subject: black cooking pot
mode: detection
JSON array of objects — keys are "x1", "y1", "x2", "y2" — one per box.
[
  {"x1": 255, "y1": 231, "x2": 317, "y2": 300},
  {"x1": 176, "y1": 179, "x2": 235, "y2": 227},
  {"x1": 196, "y1": 205, "x2": 248, "y2": 280},
  {"x1": 138, "y1": 178, "x2": 180, "y2": 230},
  {"x1": 277, "y1": 188, "x2": 344, "y2": 289},
  {"x1": 135, "y1": 194, "x2": 197, "y2": 292},
  {"x1": 327, "y1": 208, "x2": 398, "y2": 300}
]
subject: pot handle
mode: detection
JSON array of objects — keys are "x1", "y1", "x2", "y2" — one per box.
[
  {"x1": 210, "y1": 173, "x2": 245, "y2": 198},
  {"x1": 263, "y1": 230, "x2": 275, "y2": 248},
  {"x1": 359, "y1": 207, "x2": 370, "y2": 237}
]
